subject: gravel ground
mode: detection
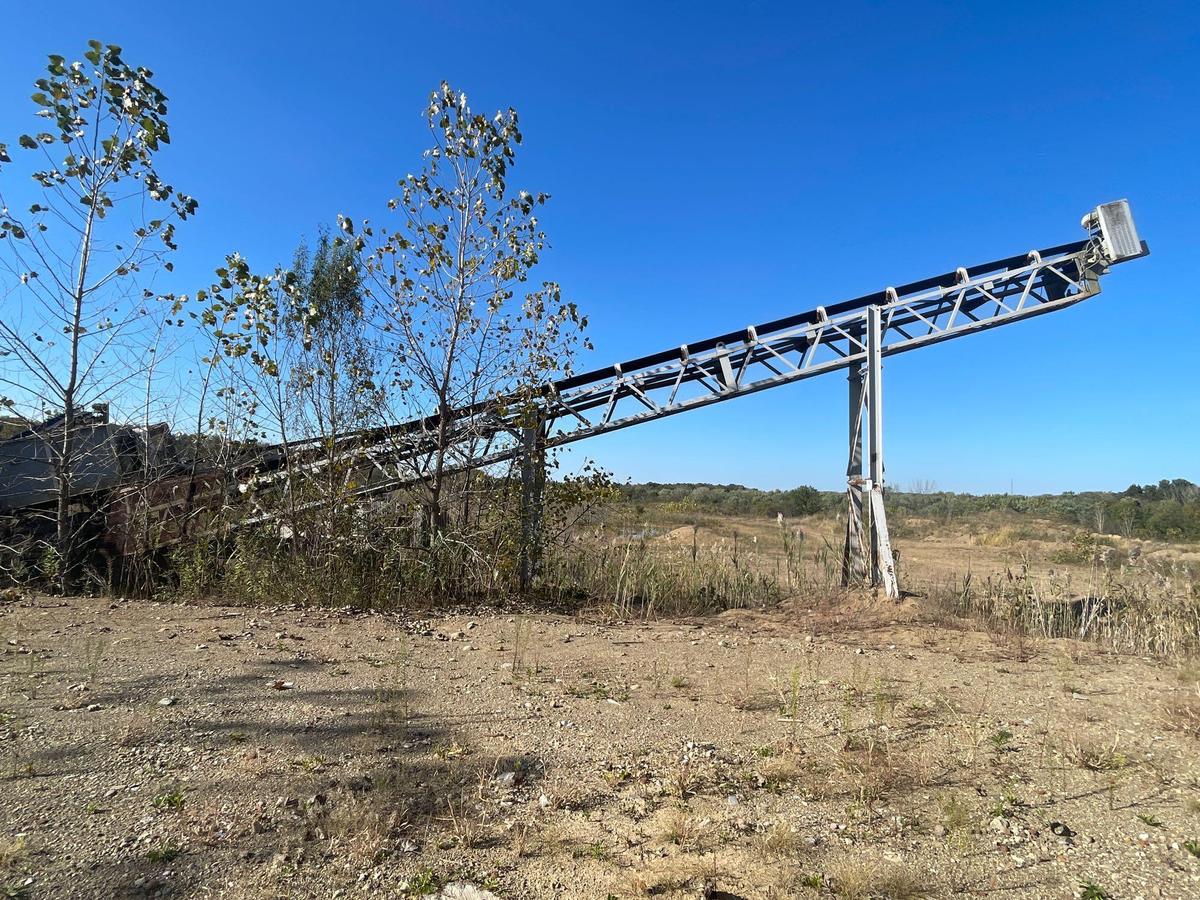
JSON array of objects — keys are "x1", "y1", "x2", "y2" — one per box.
[{"x1": 1, "y1": 592, "x2": 1198, "y2": 899}]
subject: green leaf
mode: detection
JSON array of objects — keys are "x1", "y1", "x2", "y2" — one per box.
[
  {"x1": 18, "y1": 135, "x2": 37, "y2": 149},
  {"x1": 31, "y1": 92, "x2": 50, "y2": 106}
]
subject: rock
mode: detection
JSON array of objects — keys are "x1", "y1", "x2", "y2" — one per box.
[
  {"x1": 990, "y1": 816, "x2": 1007, "y2": 833},
  {"x1": 86, "y1": 704, "x2": 101, "y2": 712},
  {"x1": 437, "y1": 884, "x2": 500, "y2": 900},
  {"x1": 1049, "y1": 821, "x2": 1076, "y2": 839},
  {"x1": 933, "y1": 824, "x2": 947, "y2": 837},
  {"x1": 158, "y1": 697, "x2": 177, "y2": 707}
]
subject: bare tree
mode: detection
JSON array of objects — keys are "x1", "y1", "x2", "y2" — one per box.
[{"x1": 0, "y1": 41, "x2": 196, "y2": 589}]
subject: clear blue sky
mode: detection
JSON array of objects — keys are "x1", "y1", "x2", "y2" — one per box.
[{"x1": 2, "y1": 1, "x2": 1196, "y2": 493}]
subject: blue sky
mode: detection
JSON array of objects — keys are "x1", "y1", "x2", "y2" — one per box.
[{"x1": 1, "y1": 1, "x2": 1196, "y2": 493}]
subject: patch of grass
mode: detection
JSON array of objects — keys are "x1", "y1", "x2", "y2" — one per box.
[
  {"x1": 571, "y1": 841, "x2": 610, "y2": 861},
  {"x1": 657, "y1": 805, "x2": 697, "y2": 847},
  {"x1": 152, "y1": 789, "x2": 184, "y2": 811},
  {"x1": 443, "y1": 793, "x2": 486, "y2": 849},
  {"x1": 1136, "y1": 813, "x2": 1163, "y2": 828},
  {"x1": 755, "y1": 820, "x2": 799, "y2": 857},
  {"x1": 775, "y1": 666, "x2": 802, "y2": 722},
  {"x1": 1078, "y1": 881, "x2": 1112, "y2": 900},
  {"x1": 1165, "y1": 688, "x2": 1200, "y2": 738},
  {"x1": 758, "y1": 754, "x2": 802, "y2": 793},
  {"x1": 566, "y1": 679, "x2": 629, "y2": 702},
  {"x1": 828, "y1": 856, "x2": 933, "y2": 899},
  {"x1": 406, "y1": 868, "x2": 441, "y2": 896},
  {"x1": 79, "y1": 637, "x2": 109, "y2": 685},
  {"x1": 145, "y1": 842, "x2": 181, "y2": 863},
  {"x1": 1066, "y1": 737, "x2": 1129, "y2": 772},
  {"x1": 940, "y1": 793, "x2": 971, "y2": 833},
  {"x1": 1183, "y1": 839, "x2": 1200, "y2": 859},
  {"x1": 669, "y1": 675, "x2": 689, "y2": 690},
  {"x1": 989, "y1": 728, "x2": 1013, "y2": 751},
  {"x1": 294, "y1": 753, "x2": 327, "y2": 773},
  {"x1": 0, "y1": 836, "x2": 28, "y2": 871}
]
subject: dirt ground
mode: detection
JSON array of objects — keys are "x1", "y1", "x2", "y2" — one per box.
[{"x1": 2, "y1": 591, "x2": 1200, "y2": 900}]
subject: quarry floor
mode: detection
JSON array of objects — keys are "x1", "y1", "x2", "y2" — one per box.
[{"x1": 1, "y1": 592, "x2": 1199, "y2": 899}]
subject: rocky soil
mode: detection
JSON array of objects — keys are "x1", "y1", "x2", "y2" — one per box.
[{"x1": 1, "y1": 592, "x2": 1199, "y2": 899}]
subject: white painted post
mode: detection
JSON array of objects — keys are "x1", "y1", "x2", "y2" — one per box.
[{"x1": 865, "y1": 305, "x2": 899, "y2": 599}]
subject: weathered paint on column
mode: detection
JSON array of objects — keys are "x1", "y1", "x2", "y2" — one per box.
[{"x1": 518, "y1": 420, "x2": 547, "y2": 594}]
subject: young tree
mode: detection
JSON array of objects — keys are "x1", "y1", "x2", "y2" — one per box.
[
  {"x1": 358, "y1": 82, "x2": 589, "y2": 538},
  {"x1": 0, "y1": 41, "x2": 196, "y2": 589}
]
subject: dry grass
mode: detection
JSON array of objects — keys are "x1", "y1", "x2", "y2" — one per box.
[
  {"x1": 1165, "y1": 686, "x2": 1200, "y2": 738},
  {"x1": 296, "y1": 789, "x2": 405, "y2": 867},
  {"x1": 757, "y1": 753, "x2": 803, "y2": 792},
  {"x1": 754, "y1": 820, "x2": 799, "y2": 857},
  {"x1": 443, "y1": 791, "x2": 488, "y2": 849},
  {"x1": 623, "y1": 853, "x2": 723, "y2": 897},
  {"x1": 655, "y1": 804, "x2": 700, "y2": 848},
  {"x1": 828, "y1": 855, "x2": 936, "y2": 899},
  {"x1": 922, "y1": 560, "x2": 1200, "y2": 658},
  {"x1": 1065, "y1": 736, "x2": 1130, "y2": 772},
  {"x1": 542, "y1": 533, "x2": 785, "y2": 617},
  {"x1": 0, "y1": 834, "x2": 29, "y2": 870}
]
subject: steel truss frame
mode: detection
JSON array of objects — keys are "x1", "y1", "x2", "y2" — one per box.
[{"x1": 239, "y1": 203, "x2": 1146, "y2": 595}]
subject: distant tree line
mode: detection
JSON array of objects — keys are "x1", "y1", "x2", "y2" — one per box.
[
  {"x1": 616, "y1": 478, "x2": 1200, "y2": 543},
  {"x1": 617, "y1": 482, "x2": 828, "y2": 519}
]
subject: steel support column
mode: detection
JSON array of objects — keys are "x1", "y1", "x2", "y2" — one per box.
[
  {"x1": 842, "y1": 329, "x2": 867, "y2": 585},
  {"x1": 518, "y1": 420, "x2": 547, "y2": 594},
  {"x1": 865, "y1": 305, "x2": 899, "y2": 599}
]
